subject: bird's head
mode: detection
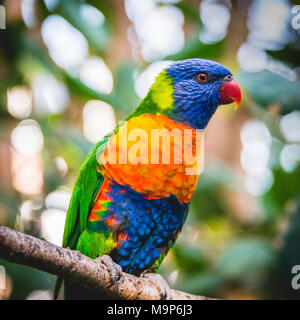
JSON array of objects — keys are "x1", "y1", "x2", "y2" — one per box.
[{"x1": 149, "y1": 58, "x2": 241, "y2": 129}]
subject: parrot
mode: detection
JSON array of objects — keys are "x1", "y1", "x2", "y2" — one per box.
[{"x1": 54, "y1": 58, "x2": 241, "y2": 299}]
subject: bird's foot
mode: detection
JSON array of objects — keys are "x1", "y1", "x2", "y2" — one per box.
[
  {"x1": 96, "y1": 255, "x2": 122, "y2": 287},
  {"x1": 142, "y1": 273, "x2": 172, "y2": 300}
]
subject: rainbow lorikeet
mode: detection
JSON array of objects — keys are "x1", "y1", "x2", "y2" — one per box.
[{"x1": 55, "y1": 59, "x2": 241, "y2": 299}]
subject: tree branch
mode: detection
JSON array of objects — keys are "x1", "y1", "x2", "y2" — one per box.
[{"x1": 0, "y1": 225, "x2": 211, "y2": 300}]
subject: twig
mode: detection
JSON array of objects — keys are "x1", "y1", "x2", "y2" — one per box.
[{"x1": 0, "y1": 225, "x2": 212, "y2": 300}]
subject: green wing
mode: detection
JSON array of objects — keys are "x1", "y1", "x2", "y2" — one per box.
[
  {"x1": 54, "y1": 136, "x2": 110, "y2": 299},
  {"x1": 62, "y1": 136, "x2": 109, "y2": 249}
]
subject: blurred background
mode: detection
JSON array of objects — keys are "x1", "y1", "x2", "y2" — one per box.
[{"x1": 0, "y1": 0, "x2": 300, "y2": 300}]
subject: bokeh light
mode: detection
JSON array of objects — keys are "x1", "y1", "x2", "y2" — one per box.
[
  {"x1": 79, "y1": 57, "x2": 113, "y2": 95},
  {"x1": 240, "y1": 121, "x2": 273, "y2": 195},
  {"x1": 41, "y1": 15, "x2": 88, "y2": 69},
  {"x1": 11, "y1": 150, "x2": 44, "y2": 196},
  {"x1": 237, "y1": 42, "x2": 268, "y2": 72},
  {"x1": 54, "y1": 156, "x2": 68, "y2": 176},
  {"x1": 241, "y1": 141, "x2": 270, "y2": 172},
  {"x1": 79, "y1": 4, "x2": 105, "y2": 28},
  {"x1": 41, "y1": 189, "x2": 71, "y2": 245},
  {"x1": 17, "y1": 200, "x2": 42, "y2": 231},
  {"x1": 280, "y1": 111, "x2": 300, "y2": 142},
  {"x1": 83, "y1": 100, "x2": 116, "y2": 144},
  {"x1": 244, "y1": 166, "x2": 274, "y2": 196},
  {"x1": 248, "y1": 0, "x2": 292, "y2": 49},
  {"x1": 18, "y1": 200, "x2": 36, "y2": 231},
  {"x1": 40, "y1": 208, "x2": 66, "y2": 246},
  {"x1": 21, "y1": 0, "x2": 37, "y2": 28},
  {"x1": 125, "y1": 0, "x2": 184, "y2": 61},
  {"x1": 7, "y1": 86, "x2": 32, "y2": 119},
  {"x1": 280, "y1": 144, "x2": 300, "y2": 172},
  {"x1": 10, "y1": 120, "x2": 44, "y2": 195},
  {"x1": 11, "y1": 120, "x2": 44, "y2": 156},
  {"x1": 237, "y1": 0, "x2": 294, "y2": 74},
  {"x1": 45, "y1": 188, "x2": 71, "y2": 212},
  {"x1": 43, "y1": 0, "x2": 59, "y2": 11},
  {"x1": 32, "y1": 73, "x2": 69, "y2": 115},
  {"x1": 199, "y1": 1, "x2": 231, "y2": 44}
]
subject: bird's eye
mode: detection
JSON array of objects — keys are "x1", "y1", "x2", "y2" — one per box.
[{"x1": 196, "y1": 72, "x2": 208, "y2": 83}]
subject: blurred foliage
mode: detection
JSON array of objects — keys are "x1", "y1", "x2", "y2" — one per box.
[
  {"x1": 0, "y1": 0, "x2": 300, "y2": 300},
  {"x1": 265, "y1": 202, "x2": 300, "y2": 299},
  {"x1": 238, "y1": 70, "x2": 300, "y2": 114}
]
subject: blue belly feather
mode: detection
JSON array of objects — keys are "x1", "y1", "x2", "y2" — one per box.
[{"x1": 87, "y1": 181, "x2": 188, "y2": 275}]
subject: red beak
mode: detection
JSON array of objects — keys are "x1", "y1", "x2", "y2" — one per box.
[{"x1": 219, "y1": 80, "x2": 242, "y2": 109}]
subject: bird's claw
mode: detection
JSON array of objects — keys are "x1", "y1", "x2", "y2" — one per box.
[
  {"x1": 142, "y1": 273, "x2": 172, "y2": 300},
  {"x1": 96, "y1": 255, "x2": 122, "y2": 287}
]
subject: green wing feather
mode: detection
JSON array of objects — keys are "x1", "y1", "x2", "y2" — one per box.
[
  {"x1": 54, "y1": 136, "x2": 109, "y2": 299},
  {"x1": 62, "y1": 136, "x2": 110, "y2": 249}
]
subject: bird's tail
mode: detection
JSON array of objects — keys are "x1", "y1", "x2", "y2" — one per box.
[
  {"x1": 53, "y1": 277, "x2": 63, "y2": 300},
  {"x1": 54, "y1": 277, "x2": 103, "y2": 299},
  {"x1": 64, "y1": 281, "x2": 110, "y2": 300}
]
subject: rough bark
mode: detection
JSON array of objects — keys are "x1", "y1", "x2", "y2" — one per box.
[{"x1": 0, "y1": 225, "x2": 212, "y2": 300}]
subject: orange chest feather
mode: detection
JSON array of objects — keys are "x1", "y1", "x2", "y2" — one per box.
[{"x1": 98, "y1": 114, "x2": 204, "y2": 204}]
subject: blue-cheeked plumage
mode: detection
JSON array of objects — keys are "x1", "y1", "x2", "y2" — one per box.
[{"x1": 166, "y1": 59, "x2": 232, "y2": 129}]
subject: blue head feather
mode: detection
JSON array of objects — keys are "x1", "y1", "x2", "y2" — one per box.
[{"x1": 165, "y1": 58, "x2": 232, "y2": 129}]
